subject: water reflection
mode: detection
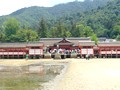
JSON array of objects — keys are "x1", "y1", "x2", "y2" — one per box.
[{"x1": 0, "y1": 63, "x2": 65, "y2": 90}]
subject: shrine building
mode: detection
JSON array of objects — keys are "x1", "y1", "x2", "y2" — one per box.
[
  {"x1": 97, "y1": 41, "x2": 120, "y2": 58},
  {"x1": 0, "y1": 37, "x2": 119, "y2": 59},
  {"x1": 0, "y1": 42, "x2": 44, "y2": 59},
  {"x1": 41, "y1": 38, "x2": 95, "y2": 58}
]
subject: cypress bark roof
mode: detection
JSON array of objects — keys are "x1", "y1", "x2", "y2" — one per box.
[
  {"x1": 0, "y1": 42, "x2": 43, "y2": 48},
  {"x1": 98, "y1": 42, "x2": 120, "y2": 47},
  {"x1": 40, "y1": 37, "x2": 92, "y2": 46}
]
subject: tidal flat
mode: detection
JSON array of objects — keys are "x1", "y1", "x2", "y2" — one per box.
[{"x1": 0, "y1": 61, "x2": 67, "y2": 90}]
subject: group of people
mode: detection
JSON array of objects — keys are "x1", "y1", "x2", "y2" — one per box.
[
  {"x1": 49, "y1": 48, "x2": 81, "y2": 55},
  {"x1": 44, "y1": 48, "x2": 90, "y2": 60}
]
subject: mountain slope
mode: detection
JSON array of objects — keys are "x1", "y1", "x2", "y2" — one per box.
[
  {"x1": 85, "y1": 0, "x2": 120, "y2": 38},
  {"x1": 0, "y1": 0, "x2": 111, "y2": 28},
  {"x1": 63, "y1": 0, "x2": 120, "y2": 38}
]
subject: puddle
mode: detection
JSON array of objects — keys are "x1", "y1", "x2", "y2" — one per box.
[{"x1": 0, "y1": 62, "x2": 67, "y2": 90}]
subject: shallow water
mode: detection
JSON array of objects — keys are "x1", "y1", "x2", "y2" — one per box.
[{"x1": 0, "y1": 63, "x2": 65, "y2": 90}]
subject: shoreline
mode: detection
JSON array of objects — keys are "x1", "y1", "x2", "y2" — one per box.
[
  {"x1": 0, "y1": 58, "x2": 120, "y2": 90},
  {"x1": 0, "y1": 59, "x2": 71, "y2": 66},
  {"x1": 41, "y1": 61, "x2": 70, "y2": 90},
  {"x1": 0, "y1": 60, "x2": 69, "y2": 90}
]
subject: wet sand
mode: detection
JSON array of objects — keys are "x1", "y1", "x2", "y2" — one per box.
[
  {"x1": 0, "y1": 59, "x2": 54, "y2": 66},
  {"x1": 0, "y1": 58, "x2": 120, "y2": 90},
  {"x1": 55, "y1": 58, "x2": 120, "y2": 90}
]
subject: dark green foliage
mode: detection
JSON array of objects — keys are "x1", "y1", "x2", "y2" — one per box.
[
  {"x1": 91, "y1": 34, "x2": 98, "y2": 45},
  {"x1": 116, "y1": 35, "x2": 120, "y2": 41},
  {"x1": 87, "y1": 0, "x2": 120, "y2": 39},
  {"x1": 37, "y1": 18, "x2": 48, "y2": 38},
  {"x1": 3, "y1": 18, "x2": 20, "y2": 42},
  {"x1": 0, "y1": 0, "x2": 120, "y2": 41},
  {"x1": 1, "y1": 18, "x2": 39, "y2": 42},
  {"x1": 0, "y1": 0, "x2": 110, "y2": 28},
  {"x1": 4, "y1": 18, "x2": 19, "y2": 36},
  {"x1": 57, "y1": 0, "x2": 120, "y2": 39},
  {"x1": 16, "y1": 29, "x2": 39, "y2": 42},
  {"x1": 47, "y1": 21, "x2": 72, "y2": 38}
]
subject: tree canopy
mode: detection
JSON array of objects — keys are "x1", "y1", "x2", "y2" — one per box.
[
  {"x1": 0, "y1": 0, "x2": 120, "y2": 43},
  {"x1": 1, "y1": 18, "x2": 39, "y2": 42}
]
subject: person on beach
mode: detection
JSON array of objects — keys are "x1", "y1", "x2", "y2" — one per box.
[
  {"x1": 26, "y1": 54, "x2": 29, "y2": 60},
  {"x1": 86, "y1": 54, "x2": 89, "y2": 60}
]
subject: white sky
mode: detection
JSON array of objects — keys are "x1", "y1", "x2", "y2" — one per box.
[{"x1": 0, "y1": 0, "x2": 84, "y2": 16}]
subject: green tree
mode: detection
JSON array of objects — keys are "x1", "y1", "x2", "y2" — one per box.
[
  {"x1": 4, "y1": 18, "x2": 20, "y2": 36},
  {"x1": 65, "y1": 31, "x2": 72, "y2": 37},
  {"x1": 3, "y1": 18, "x2": 20, "y2": 42},
  {"x1": 70, "y1": 22, "x2": 77, "y2": 37},
  {"x1": 75, "y1": 24, "x2": 94, "y2": 37},
  {"x1": 91, "y1": 34, "x2": 98, "y2": 45},
  {"x1": 0, "y1": 26, "x2": 5, "y2": 42},
  {"x1": 56, "y1": 21, "x2": 64, "y2": 37},
  {"x1": 49, "y1": 27, "x2": 58, "y2": 38},
  {"x1": 84, "y1": 26, "x2": 94, "y2": 37},
  {"x1": 37, "y1": 18, "x2": 48, "y2": 38},
  {"x1": 76, "y1": 24, "x2": 85, "y2": 37},
  {"x1": 56, "y1": 21, "x2": 72, "y2": 38},
  {"x1": 48, "y1": 21, "x2": 72, "y2": 38},
  {"x1": 0, "y1": 32, "x2": 5, "y2": 42},
  {"x1": 111, "y1": 25, "x2": 120, "y2": 38},
  {"x1": 16, "y1": 29, "x2": 39, "y2": 42},
  {"x1": 116, "y1": 35, "x2": 120, "y2": 41}
]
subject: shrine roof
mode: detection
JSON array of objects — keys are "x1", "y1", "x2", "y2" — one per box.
[
  {"x1": 0, "y1": 42, "x2": 43, "y2": 48},
  {"x1": 98, "y1": 41, "x2": 120, "y2": 47},
  {"x1": 40, "y1": 37, "x2": 91, "y2": 46},
  {"x1": 79, "y1": 41, "x2": 95, "y2": 46}
]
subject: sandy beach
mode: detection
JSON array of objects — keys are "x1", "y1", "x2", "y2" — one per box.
[
  {"x1": 0, "y1": 59, "x2": 55, "y2": 66},
  {"x1": 55, "y1": 58, "x2": 120, "y2": 90},
  {"x1": 0, "y1": 58, "x2": 120, "y2": 90}
]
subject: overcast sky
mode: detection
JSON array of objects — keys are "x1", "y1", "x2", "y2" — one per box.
[{"x1": 0, "y1": 0, "x2": 84, "y2": 16}]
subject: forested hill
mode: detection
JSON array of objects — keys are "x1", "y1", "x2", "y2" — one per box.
[
  {"x1": 67, "y1": 0, "x2": 120, "y2": 39},
  {"x1": 47, "y1": 0, "x2": 120, "y2": 39},
  {"x1": 0, "y1": 0, "x2": 110, "y2": 27},
  {"x1": 0, "y1": 0, "x2": 120, "y2": 43}
]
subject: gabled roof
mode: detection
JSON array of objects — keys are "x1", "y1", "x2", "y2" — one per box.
[
  {"x1": 67, "y1": 37, "x2": 91, "y2": 46},
  {"x1": 40, "y1": 38, "x2": 62, "y2": 46},
  {"x1": 54, "y1": 38, "x2": 74, "y2": 46},
  {"x1": 67, "y1": 37, "x2": 91, "y2": 41},
  {"x1": 0, "y1": 42, "x2": 43, "y2": 48},
  {"x1": 79, "y1": 41, "x2": 95, "y2": 46},
  {"x1": 27, "y1": 42, "x2": 44, "y2": 47},
  {"x1": 98, "y1": 41, "x2": 120, "y2": 47},
  {"x1": 0, "y1": 43, "x2": 26, "y2": 48},
  {"x1": 40, "y1": 37, "x2": 91, "y2": 46}
]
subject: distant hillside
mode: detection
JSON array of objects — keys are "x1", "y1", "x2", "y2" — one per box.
[
  {"x1": 61, "y1": 0, "x2": 120, "y2": 38},
  {"x1": 83, "y1": 0, "x2": 120, "y2": 38},
  {"x1": 1, "y1": 0, "x2": 120, "y2": 42},
  {"x1": 0, "y1": 0, "x2": 111, "y2": 28}
]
